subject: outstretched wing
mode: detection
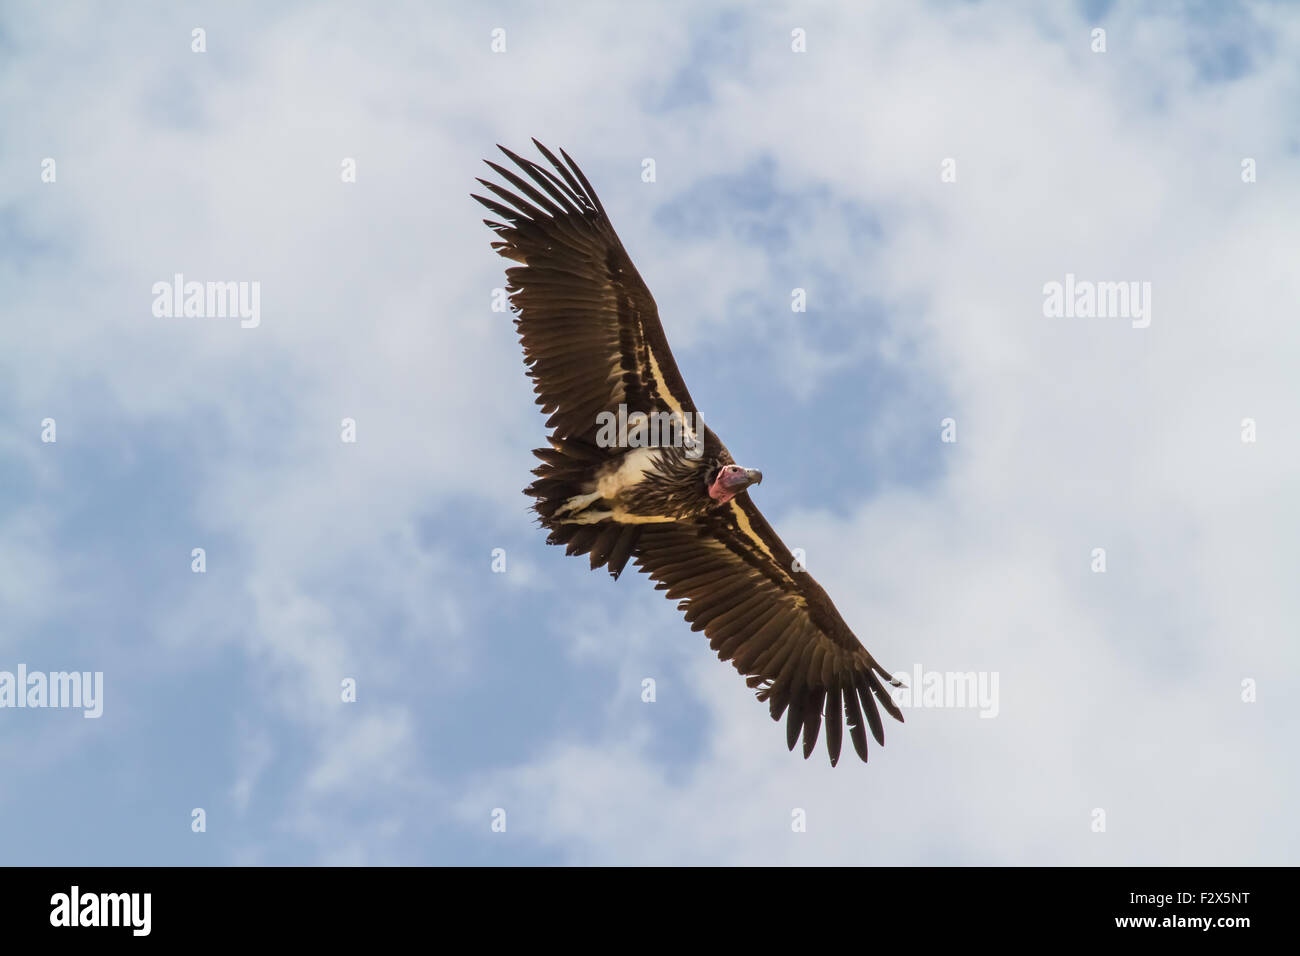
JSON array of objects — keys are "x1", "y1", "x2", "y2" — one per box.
[
  {"x1": 634, "y1": 493, "x2": 903, "y2": 766},
  {"x1": 472, "y1": 140, "x2": 697, "y2": 440}
]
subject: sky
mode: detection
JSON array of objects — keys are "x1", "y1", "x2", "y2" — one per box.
[{"x1": 1, "y1": 0, "x2": 1297, "y2": 866}]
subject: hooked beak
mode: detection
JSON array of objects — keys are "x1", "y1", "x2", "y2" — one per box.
[{"x1": 723, "y1": 468, "x2": 762, "y2": 492}]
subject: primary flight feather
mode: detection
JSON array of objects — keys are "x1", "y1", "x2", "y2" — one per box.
[{"x1": 473, "y1": 140, "x2": 903, "y2": 765}]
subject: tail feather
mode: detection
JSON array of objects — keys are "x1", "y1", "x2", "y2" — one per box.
[{"x1": 526, "y1": 437, "x2": 641, "y2": 579}]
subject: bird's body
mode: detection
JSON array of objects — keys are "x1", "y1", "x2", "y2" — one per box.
[
  {"x1": 566, "y1": 445, "x2": 710, "y2": 523},
  {"x1": 474, "y1": 141, "x2": 903, "y2": 765}
]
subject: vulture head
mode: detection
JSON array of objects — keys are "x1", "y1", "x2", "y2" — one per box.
[{"x1": 707, "y1": 463, "x2": 763, "y2": 504}]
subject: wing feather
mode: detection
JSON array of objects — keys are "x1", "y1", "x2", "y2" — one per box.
[
  {"x1": 473, "y1": 142, "x2": 698, "y2": 441},
  {"x1": 632, "y1": 496, "x2": 903, "y2": 765}
]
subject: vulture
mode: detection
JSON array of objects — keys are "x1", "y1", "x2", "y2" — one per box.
[{"x1": 473, "y1": 141, "x2": 903, "y2": 766}]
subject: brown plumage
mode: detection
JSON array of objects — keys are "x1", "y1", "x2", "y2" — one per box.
[{"x1": 473, "y1": 140, "x2": 903, "y2": 765}]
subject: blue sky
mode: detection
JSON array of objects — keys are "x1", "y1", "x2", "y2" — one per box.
[{"x1": 2, "y1": 0, "x2": 1297, "y2": 865}]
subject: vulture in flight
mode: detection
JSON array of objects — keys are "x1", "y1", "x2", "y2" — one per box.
[{"x1": 473, "y1": 141, "x2": 903, "y2": 765}]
